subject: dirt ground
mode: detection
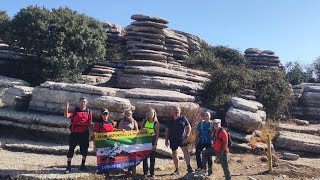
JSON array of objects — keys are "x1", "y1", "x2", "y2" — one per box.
[{"x1": 1, "y1": 148, "x2": 320, "y2": 180}]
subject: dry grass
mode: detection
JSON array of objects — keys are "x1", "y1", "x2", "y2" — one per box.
[
  {"x1": 181, "y1": 107, "x2": 204, "y2": 147},
  {"x1": 249, "y1": 119, "x2": 277, "y2": 148}
]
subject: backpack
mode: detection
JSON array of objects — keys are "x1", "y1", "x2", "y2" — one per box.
[
  {"x1": 200, "y1": 120, "x2": 213, "y2": 132},
  {"x1": 69, "y1": 107, "x2": 91, "y2": 131},
  {"x1": 214, "y1": 127, "x2": 232, "y2": 149}
]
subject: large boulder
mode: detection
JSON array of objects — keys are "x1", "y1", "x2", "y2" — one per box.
[
  {"x1": 231, "y1": 97, "x2": 259, "y2": 112},
  {"x1": 0, "y1": 75, "x2": 30, "y2": 88},
  {"x1": 2, "y1": 86, "x2": 33, "y2": 110},
  {"x1": 226, "y1": 106, "x2": 263, "y2": 133},
  {"x1": 276, "y1": 131, "x2": 320, "y2": 154},
  {"x1": 29, "y1": 87, "x2": 132, "y2": 120}
]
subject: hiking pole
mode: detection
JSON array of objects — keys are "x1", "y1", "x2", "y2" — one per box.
[{"x1": 267, "y1": 134, "x2": 273, "y2": 173}]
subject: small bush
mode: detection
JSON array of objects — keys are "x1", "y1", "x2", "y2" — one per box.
[
  {"x1": 253, "y1": 70, "x2": 292, "y2": 119},
  {"x1": 249, "y1": 119, "x2": 276, "y2": 148},
  {"x1": 202, "y1": 65, "x2": 253, "y2": 119}
]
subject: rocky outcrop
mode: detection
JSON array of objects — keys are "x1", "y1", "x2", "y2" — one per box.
[
  {"x1": 126, "y1": 14, "x2": 168, "y2": 61},
  {"x1": 28, "y1": 81, "x2": 198, "y2": 119},
  {"x1": 2, "y1": 86, "x2": 33, "y2": 110},
  {"x1": 276, "y1": 131, "x2": 320, "y2": 154},
  {"x1": 291, "y1": 83, "x2": 320, "y2": 122},
  {"x1": 164, "y1": 29, "x2": 189, "y2": 61},
  {"x1": 0, "y1": 75, "x2": 30, "y2": 105},
  {"x1": 226, "y1": 97, "x2": 266, "y2": 133},
  {"x1": 244, "y1": 48, "x2": 282, "y2": 70}
]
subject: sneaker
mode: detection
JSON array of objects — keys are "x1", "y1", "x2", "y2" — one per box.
[
  {"x1": 79, "y1": 164, "x2": 87, "y2": 171},
  {"x1": 197, "y1": 168, "x2": 207, "y2": 174},
  {"x1": 208, "y1": 169, "x2": 213, "y2": 176},
  {"x1": 195, "y1": 167, "x2": 202, "y2": 171},
  {"x1": 150, "y1": 174, "x2": 155, "y2": 178},
  {"x1": 64, "y1": 166, "x2": 71, "y2": 174},
  {"x1": 187, "y1": 165, "x2": 194, "y2": 173},
  {"x1": 171, "y1": 168, "x2": 180, "y2": 175}
]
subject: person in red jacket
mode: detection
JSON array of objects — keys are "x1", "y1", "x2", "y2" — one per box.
[
  {"x1": 93, "y1": 109, "x2": 123, "y2": 179},
  {"x1": 64, "y1": 97, "x2": 92, "y2": 173},
  {"x1": 198, "y1": 119, "x2": 231, "y2": 180}
]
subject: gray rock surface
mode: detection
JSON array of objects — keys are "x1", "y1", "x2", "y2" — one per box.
[
  {"x1": 231, "y1": 97, "x2": 259, "y2": 112},
  {"x1": 226, "y1": 106, "x2": 263, "y2": 133},
  {"x1": 282, "y1": 152, "x2": 300, "y2": 160},
  {"x1": 131, "y1": 14, "x2": 169, "y2": 24},
  {"x1": 276, "y1": 131, "x2": 320, "y2": 154}
]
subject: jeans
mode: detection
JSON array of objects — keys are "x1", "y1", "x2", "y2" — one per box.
[
  {"x1": 196, "y1": 143, "x2": 212, "y2": 169},
  {"x1": 143, "y1": 151, "x2": 155, "y2": 175},
  {"x1": 202, "y1": 148, "x2": 231, "y2": 180}
]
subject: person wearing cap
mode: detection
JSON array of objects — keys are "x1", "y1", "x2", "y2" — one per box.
[
  {"x1": 93, "y1": 109, "x2": 124, "y2": 179},
  {"x1": 141, "y1": 108, "x2": 160, "y2": 178},
  {"x1": 165, "y1": 106, "x2": 193, "y2": 175},
  {"x1": 195, "y1": 112, "x2": 213, "y2": 176},
  {"x1": 198, "y1": 119, "x2": 231, "y2": 180}
]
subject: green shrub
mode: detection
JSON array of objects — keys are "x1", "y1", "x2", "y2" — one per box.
[
  {"x1": 0, "y1": 11, "x2": 11, "y2": 43},
  {"x1": 106, "y1": 41, "x2": 132, "y2": 62},
  {"x1": 202, "y1": 65, "x2": 253, "y2": 118},
  {"x1": 253, "y1": 70, "x2": 292, "y2": 118},
  {"x1": 285, "y1": 61, "x2": 313, "y2": 85},
  {"x1": 211, "y1": 45, "x2": 247, "y2": 66},
  {"x1": 2, "y1": 6, "x2": 107, "y2": 83},
  {"x1": 313, "y1": 57, "x2": 320, "y2": 82},
  {"x1": 184, "y1": 42, "x2": 247, "y2": 71}
]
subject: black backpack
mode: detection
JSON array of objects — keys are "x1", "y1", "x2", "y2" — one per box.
[{"x1": 214, "y1": 128, "x2": 232, "y2": 149}]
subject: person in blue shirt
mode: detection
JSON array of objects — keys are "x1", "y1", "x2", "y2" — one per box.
[
  {"x1": 165, "y1": 106, "x2": 193, "y2": 175},
  {"x1": 195, "y1": 112, "x2": 213, "y2": 176}
]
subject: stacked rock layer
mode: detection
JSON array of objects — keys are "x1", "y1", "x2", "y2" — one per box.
[
  {"x1": 226, "y1": 97, "x2": 266, "y2": 133},
  {"x1": 244, "y1": 48, "x2": 282, "y2": 70},
  {"x1": 291, "y1": 83, "x2": 320, "y2": 123},
  {"x1": 125, "y1": 14, "x2": 169, "y2": 61}
]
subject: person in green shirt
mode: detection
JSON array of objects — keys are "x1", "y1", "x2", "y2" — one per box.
[{"x1": 141, "y1": 108, "x2": 160, "y2": 178}]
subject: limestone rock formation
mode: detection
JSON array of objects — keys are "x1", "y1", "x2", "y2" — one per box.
[
  {"x1": 2, "y1": 86, "x2": 33, "y2": 110},
  {"x1": 276, "y1": 131, "x2": 320, "y2": 154},
  {"x1": 126, "y1": 14, "x2": 168, "y2": 61},
  {"x1": 291, "y1": 83, "x2": 320, "y2": 122},
  {"x1": 0, "y1": 75, "x2": 30, "y2": 105},
  {"x1": 244, "y1": 48, "x2": 282, "y2": 70},
  {"x1": 226, "y1": 97, "x2": 266, "y2": 133}
]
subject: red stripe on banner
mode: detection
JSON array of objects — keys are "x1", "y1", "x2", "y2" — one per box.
[{"x1": 97, "y1": 150, "x2": 153, "y2": 164}]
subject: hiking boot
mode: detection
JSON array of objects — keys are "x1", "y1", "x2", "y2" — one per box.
[
  {"x1": 208, "y1": 168, "x2": 213, "y2": 176},
  {"x1": 79, "y1": 164, "x2": 87, "y2": 171},
  {"x1": 64, "y1": 166, "x2": 71, "y2": 174},
  {"x1": 171, "y1": 168, "x2": 180, "y2": 175},
  {"x1": 150, "y1": 174, "x2": 155, "y2": 178}
]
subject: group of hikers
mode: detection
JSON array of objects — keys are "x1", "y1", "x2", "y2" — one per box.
[{"x1": 64, "y1": 97, "x2": 231, "y2": 180}]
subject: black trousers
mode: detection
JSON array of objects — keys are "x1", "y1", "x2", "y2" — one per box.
[
  {"x1": 196, "y1": 143, "x2": 213, "y2": 169},
  {"x1": 67, "y1": 131, "x2": 89, "y2": 158},
  {"x1": 143, "y1": 151, "x2": 156, "y2": 175}
]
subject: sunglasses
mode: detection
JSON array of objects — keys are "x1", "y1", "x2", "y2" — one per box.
[
  {"x1": 125, "y1": 113, "x2": 132, "y2": 115},
  {"x1": 102, "y1": 113, "x2": 108, "y2": 116}
]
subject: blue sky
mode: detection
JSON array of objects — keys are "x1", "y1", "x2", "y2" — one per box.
[{"x1": 1, "y1": 0, "x2": 320, "y2": 66}]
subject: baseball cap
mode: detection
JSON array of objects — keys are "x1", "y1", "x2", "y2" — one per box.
[
  {"x1": 101, "y1": 109, "x2": 109, "y2": 114},
  {"x1": 213, "y1": 119, "x2": 221, "y2": 124}
]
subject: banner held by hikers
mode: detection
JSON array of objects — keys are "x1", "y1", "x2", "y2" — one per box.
[{"x1": 95, "y1": 130, "x2": 153, "y2": 173}]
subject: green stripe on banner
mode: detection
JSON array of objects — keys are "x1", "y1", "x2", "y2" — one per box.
[
  {"x1": 95, "y1": 136, "x2": 152, "y2": 148},
  {"x1": 96, "y1": 143, "x2": 152, "y2": 156}
]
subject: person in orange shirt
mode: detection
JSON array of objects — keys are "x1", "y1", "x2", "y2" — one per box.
[{"x1": 198, "y1": 119, "x2": 231, "y2": 180}]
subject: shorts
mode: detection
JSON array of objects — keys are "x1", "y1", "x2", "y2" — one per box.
[
  {"x1": 170, "y1": 139, "x2": 188, "y2": 151},
  {"x1": 67, "y1": 131, "x2": 89, "y2": 157}
]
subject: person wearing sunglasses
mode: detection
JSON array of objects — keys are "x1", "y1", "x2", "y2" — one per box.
[
  {"x1": 118, "y1": 109, "x2": 139, "y2": 175},
  {"x1": 141, "y1": 108, "x2": 160, "y2": 178}
]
